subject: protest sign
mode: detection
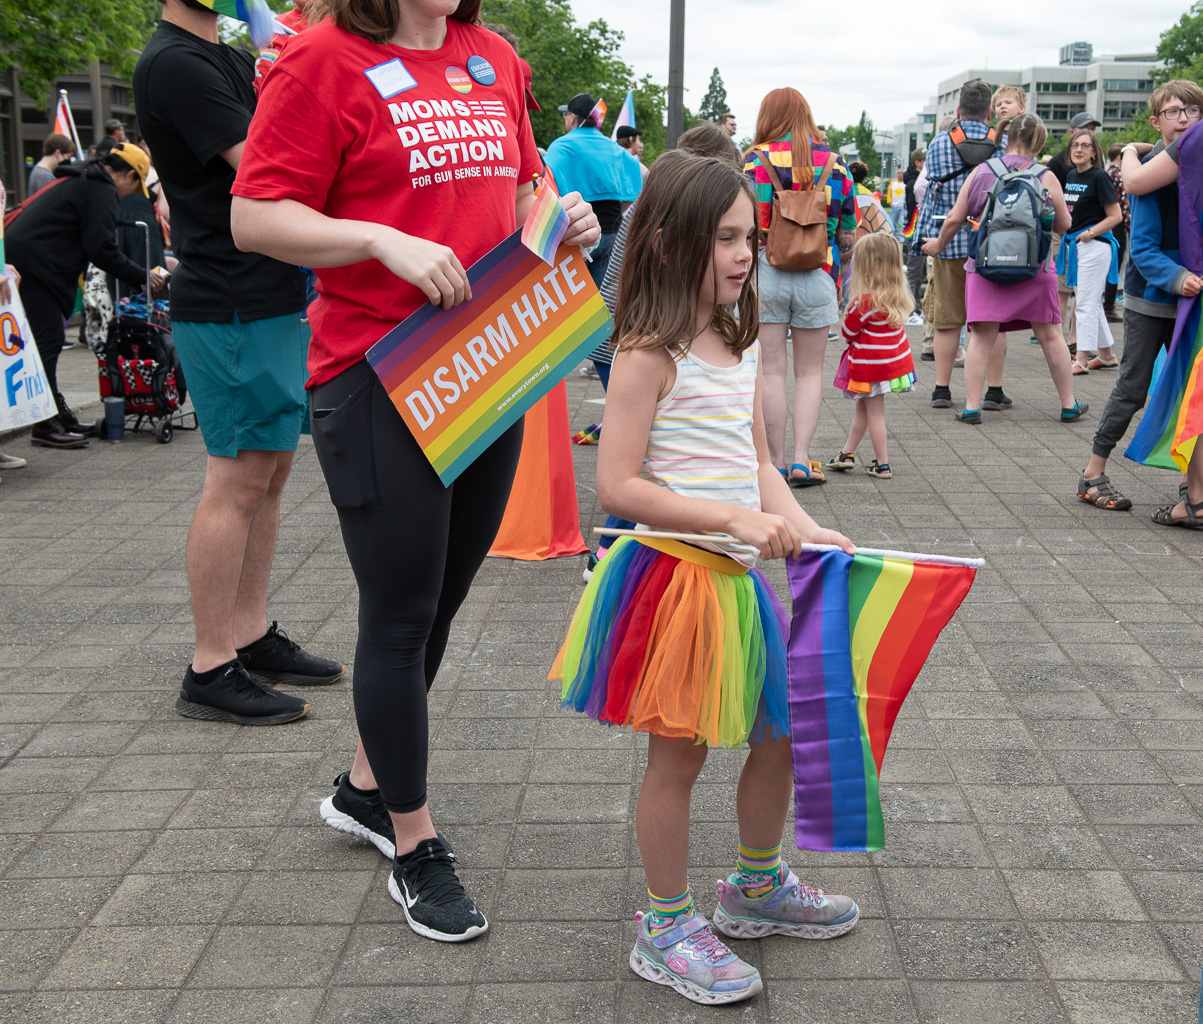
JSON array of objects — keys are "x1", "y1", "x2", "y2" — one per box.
[
  {"x1": 0, "y1": 278, "x2": 56, "y2": 432},
  {"x1": 367, "y1": 229, "x2": 613, "y2": 486}
]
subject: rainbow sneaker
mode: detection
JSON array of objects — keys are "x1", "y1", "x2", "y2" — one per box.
[
  {"x1": 629, "y1": 909, "x2": 762, "y2": 1005},
  {"x1": 713, "y1": 865, "x2": 859, "y2": 940}
]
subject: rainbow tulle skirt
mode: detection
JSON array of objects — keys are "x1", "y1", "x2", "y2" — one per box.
[{"x1": 550, "y1": 536, "x2": 790, "y2": 748}]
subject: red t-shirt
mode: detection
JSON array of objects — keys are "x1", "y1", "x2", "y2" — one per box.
[{"x1": 233, "y1": 18, "x2": 541, "y2": 386}]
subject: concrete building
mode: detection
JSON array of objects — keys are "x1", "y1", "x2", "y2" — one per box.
[
  {"x1": 886, "y1": 99, "x2": 938, "y2": 176},
  {"x1": 1, "y1": 62, "x2": 137, "y2": 201},
  {"x1": 934, "y1": 43, "x2": 1159, "y2": 138}
]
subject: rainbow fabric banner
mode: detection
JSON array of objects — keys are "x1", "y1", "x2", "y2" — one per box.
[
  {"x1": 901, "y1": 207, "x2": 918, "y2": 240},
  {"x1": 367, "y1": 230, "x2": 613, "y2": 486},
  {"x1": 786, "y1": 547, "x2": 979, "y2": 852},
  {"x1": 521, "y1": 176, "x2": 570, "y2": 267},
  {"x1": 196, "y1": 0, "x2": 275, "y2": 45},
  {"x1": 1126, "y1": 122, "x2": 1203, "y2": 472},
  {"x1": 611, "y1": 90, "x2": 636, "y2": 142}
]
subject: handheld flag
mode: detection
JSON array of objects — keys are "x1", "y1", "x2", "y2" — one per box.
[
  {"x1": 1127, "y1": 122, "x2": 1203, "y2": 472},
  {"x1": 611, "y1": 90, "x2": 636, "y2": 142},
  {"x1": 590, "y1": 99, "x2": 608, "y2": 129},
  {"x1": 521, "y1": 176, "x2": 571, "y2": 267},
  {"x1": 196, "y1": 0, "x2": 276, "y2": 46},
  {"x1": 53, "y1": 91, "x2": 82, "y2": 158},
  {"x1": 786, "y1": 547, "x2": 980, "y2": 852}
]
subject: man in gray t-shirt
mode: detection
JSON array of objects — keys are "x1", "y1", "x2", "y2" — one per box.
[{"x1": 27, "y1": 133, "x2": 76, "y2": 195}]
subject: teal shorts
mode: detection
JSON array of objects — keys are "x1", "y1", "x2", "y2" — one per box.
[{"x1": 173, "y1": 311, "x2": 309, "y2": 458}]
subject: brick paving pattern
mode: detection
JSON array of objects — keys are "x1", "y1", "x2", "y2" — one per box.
[{"x1": 0, "y1": 333, "x2": 1200, "y2": 1023}]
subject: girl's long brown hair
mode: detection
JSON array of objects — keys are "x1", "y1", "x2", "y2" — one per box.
[
  {"x1": 308, "y1": 0, "x2": 481, "y2": 42},
  {"x1": 615, "y1": 153, "x2": 759, "y2": 356},
  {"x1": 752, "y1": 87, "x2": 819, "y2": 188}
]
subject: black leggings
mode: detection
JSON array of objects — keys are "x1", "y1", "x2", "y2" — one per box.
[
  {"x1": 309, "y1": 359, "x2": 523, "y2": 813},
  {"x1": 19, "y1": 277, "x2": 67, "y2": 401}
]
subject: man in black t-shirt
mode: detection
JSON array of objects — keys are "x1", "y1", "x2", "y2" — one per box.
[{"x1": 134, "y1": 0, "x2": 342, "y2": 728}]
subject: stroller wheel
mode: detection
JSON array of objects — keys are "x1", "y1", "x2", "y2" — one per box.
[{"x1": 154, "y1": 420, "x2": 173, "y2": 444}]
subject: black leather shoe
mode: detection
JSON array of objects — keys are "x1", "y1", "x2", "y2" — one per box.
[
  {"x1": 31, "y1": 418, "x2": 89, "y2": 449},
  {"x1": 55, "y1": 394, "x2": 97, "y2": 437}
]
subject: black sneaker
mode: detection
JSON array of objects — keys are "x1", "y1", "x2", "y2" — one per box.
[
  {"x1": 320, "y1": 772, "x2": 396, "y2": 859},
  {"x1": 388, "y1": 836, "x2": 488, "y2": 942},
  {"x1": 930, "y1": 386, "x2": 952, "y2": 409},
  {"x1": 176, "y1": 660, "x2": 310, "y2": 726},
  {"x1": 920, "y1": 351, "x2": 935, "y2": 361},
  {"x1": 982, "y1": 388, "x2": 1013, "y2": 410},
  {"x1": 238, "y1": 621, "x2": 344, "y2": 686}
]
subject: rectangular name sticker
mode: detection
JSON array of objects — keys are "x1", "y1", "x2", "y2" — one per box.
[{"x1": 363, "y1": 58, "x2": 417, "y2": 99}]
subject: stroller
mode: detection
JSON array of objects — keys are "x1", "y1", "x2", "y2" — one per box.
[{"x1": 95, "y1": 220, "x2": 197, "y2": 444}]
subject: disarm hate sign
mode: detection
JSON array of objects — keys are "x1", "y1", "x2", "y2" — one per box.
[{"x1": 367, "y1": 230, "x2": 613, "y2": 486}]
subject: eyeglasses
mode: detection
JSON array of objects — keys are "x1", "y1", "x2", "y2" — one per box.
[{"x1": 1158, "y1": 105, "x2": 1202, "y2": 121}]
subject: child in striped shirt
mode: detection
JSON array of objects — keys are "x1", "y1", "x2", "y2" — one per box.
[{"x1": 827, "y1": 232, "x2": 917, "y2": 479}]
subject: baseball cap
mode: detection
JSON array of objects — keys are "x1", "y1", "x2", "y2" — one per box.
[
  {"x1": 110, "y1": 142, "x2": 150, "y2": 198},
  {"x1": 910, "y1": 148, "x2": 926, "y2": 163},
  {"x1": 104, "y1": 118, "x2": 125, "y2": 133},
  {"x1": 1069, "y1": 112, "x2": 1101, "y2": 130},
  {"x1": 557, "y1": 93, "x2": 596, "y2": 122},
  {"x1": 616, "y1": 125, "x2": 643, "y2": 141}
]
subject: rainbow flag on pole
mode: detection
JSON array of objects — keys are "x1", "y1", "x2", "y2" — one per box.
[
  {"x1": 1126, "y1": 122, "x2": 1203, "y2": 472},
  {"x1": 521, "y1": 176, "x2": 571, "y2": 267},
  {"x1": 611, "y1": 90, "x2": 636, "y2": 142},
  {"x1": 53, "y1": 91, "x2": 82, "y2": 158},
  {"x1": 590, "y1": 98, "x2": 608, "y2": 129},
  {"x1": 786, "y1": 547, "x2": 980, "y2": 852}
]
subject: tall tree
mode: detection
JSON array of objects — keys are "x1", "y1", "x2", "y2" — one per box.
[
  {"x1": 0, "y1": 1, "x2": 159, "y2": 108},
  {"x1": 853, "y1": 111, "x2": 879, "y2": 173},
  {"x1": 1157, "y1": 0, "x2": 1203, "y2": 82},
  {"x1": 697, "y1": 67, "x2": 729, "y2": 124}
]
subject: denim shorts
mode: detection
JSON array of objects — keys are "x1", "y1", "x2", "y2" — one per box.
[
  {"x1": 757, "y1": 253, "x2": 839, "y2": 328},
  {"x1": 173, "y1": 311, "x2": 309, "y2": 458}
]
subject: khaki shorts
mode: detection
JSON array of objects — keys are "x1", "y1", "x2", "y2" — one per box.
[
  {"x1": 1052, "y1": 234, "x2": 1074, "y2": 294},
  {"x1": 929, "y1": 257, "x2": 968, "y2": 330}
]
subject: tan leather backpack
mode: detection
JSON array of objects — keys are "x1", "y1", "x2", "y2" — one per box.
[{"x1": 754, "y1": 146, "x2": 837, "y2": 272}]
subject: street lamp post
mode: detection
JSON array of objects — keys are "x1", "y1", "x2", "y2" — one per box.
[{"x1": 667, "y1": 0, "x2": 685, "y2": 149}]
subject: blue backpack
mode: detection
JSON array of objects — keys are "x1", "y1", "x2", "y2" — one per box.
[{"x1": 968, "y1": 158, "x2": 1051, "y2": 284}]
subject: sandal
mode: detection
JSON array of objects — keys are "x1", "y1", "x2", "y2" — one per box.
[
  {"x1": 1151, "y1": 496, "x2": 1203, "y2": 529},
  {"x1": 1087, "y1": 356, "x2": 1119, "y2": 370},
  {"x1": 826, "y1": 451, "x2": 857, "y2": 471},
  {"x1": 1061, "y1": 399, "x2": 1089, "y2": 422},
  {"x1": 808, "y1": 459, "x2": 827, "y2": 483},
  {"x1": 1076, "y1": 472, "x2": 1132, "y2": 510},
  {"x1": 866, "y1": 460, "x2": 892, "y2": 478},
  {"x1": 1071, "y1": 363, "x2": 1090, "y2": 376},
  {"x1": 789, "y1": 462, "x2": 825, "y2": 487}
]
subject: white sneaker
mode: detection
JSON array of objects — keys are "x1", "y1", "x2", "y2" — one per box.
[
  {"x1": 0, "y1": 452, "x2": 27, "y2": 470},
  {"x1": 954, "y1": 348, "x2": 965, "y2": 367},
  {"x1": 905, "y1": 312, "x2": 924, "y2": 326}
]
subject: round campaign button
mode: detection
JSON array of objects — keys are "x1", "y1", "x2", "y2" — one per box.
[
  {"x1": 467, "y1": 55, "x2": 496, "y2": 86},
  {"x1": 445, "y1": 66, "x2": 472, "y2": 93}
]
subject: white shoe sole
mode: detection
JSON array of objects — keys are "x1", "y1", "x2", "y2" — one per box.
[
  {"x1": 319, "y1": 795, "x2": 395, "y2": 860},
  {"x1": 712, "y1": 902, "x2": 860, "y2": 940},
  {"x1": 629, "y1": 948, "x2": 761, "y2": 1005},
  {"x1": 387, "y1": 873, "x2": 488, "y2": 942}
]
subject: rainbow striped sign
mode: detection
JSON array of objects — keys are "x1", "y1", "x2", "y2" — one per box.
[
  {"x1": 367, "y1": 230, "x2": 613, "y2": 486},
  {"x1": 787, "y1": 548, "x2": 979, "y2": 852}
]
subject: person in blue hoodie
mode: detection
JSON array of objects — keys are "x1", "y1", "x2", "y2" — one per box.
[{"x1": 1076, "y1": 80, "x2": 1203, "y2": 511}]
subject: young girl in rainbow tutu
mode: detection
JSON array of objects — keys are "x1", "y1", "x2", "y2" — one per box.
[{"x1": 550, "y1": 152, "x2": 861, "y2": 1006}]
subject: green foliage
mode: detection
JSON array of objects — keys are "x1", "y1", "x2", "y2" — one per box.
[
  {"x1": 1042, "y1": 117, "x2": 1160, "y2": 157},
  {"x1": 853, "y1": 111, "x2": 879, "y2": 171},
  {"x1": 697, "y1": 67, "x2": 728, "y2": 124},
  {"x1": 1156, "y1": 0, "x2": 1203, "y2": 84},
  {"x1": 0, "y1": 1, "x2": 159, "y2": 108}
]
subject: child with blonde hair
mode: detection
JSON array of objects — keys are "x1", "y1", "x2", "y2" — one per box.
[
  {"x1": 551, "y1": 152, "x2": 860, "y2": 1006},
  {"x1": 826, "y1": 232, "x2": 917, "y2": 477}
]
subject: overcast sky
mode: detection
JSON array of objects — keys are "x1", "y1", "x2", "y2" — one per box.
[{"x1": 565, "y1": 0, "x2": 1187, "y2": 137}]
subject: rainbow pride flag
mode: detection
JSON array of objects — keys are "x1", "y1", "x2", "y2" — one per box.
[
  {"x1": 786, "y1": 547, "x2": 979, "y2": 852},
  {"x1": 196, "y1": 0, "x2": 275, "y2": 45},
  {"x1": 590, "y1": 99, "x2": 608, "y2": 128},
  {"x1": 901, "y1": 207, "x2": 918, "y2": 240},
  {"x1": 611, "y1": 90, "x2": 636, "y2": 142},
  {"x1": 1126, "y1": 122, "x2": 1203, "y2": 473},
  {"x1": 521, "y1": 176, "x2": 570, "y2": 267}
]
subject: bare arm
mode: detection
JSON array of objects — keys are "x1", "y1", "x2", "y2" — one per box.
[
  {"x1": 1043, "y1": 171, "x2": 1072, "y2": 234},
  {"x1": 1079, "y1": 201, "x2": 1122, "y2": 242},
  {"x1": 220, "y1": 142, "x2": 243, "y2": 170},
  {"x1": 1121, "y1": 146, "x2": 1177, "y2": 196}
]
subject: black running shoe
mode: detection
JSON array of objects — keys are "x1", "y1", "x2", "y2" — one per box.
[
  {"x1": 930, "y1": 385, "x2": 952, "y2": 409},
  {"x1": 389, "y1": 836, "x2": 488, "y2": 942},
  {"x1": 238, "y1": 621, "x2": 344, "y2": 686},
  {"x1": 176, "y1": 660, "x2": 310, "y2": 726},
  {"x1": 320, "y1": 772, "x2": 396, "y2": 859},
  {"x1": 982, "y1": 387, "x2": 1013, "y2": 411}
]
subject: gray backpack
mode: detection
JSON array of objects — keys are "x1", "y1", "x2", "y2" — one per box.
[{"x1": 967, "y1": 158, "x2": 1051, "y2": 284}]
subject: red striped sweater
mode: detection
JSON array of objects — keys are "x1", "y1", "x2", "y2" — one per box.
[{"x1": 840, "y1": 298, "x2": 915, "y2": 384}]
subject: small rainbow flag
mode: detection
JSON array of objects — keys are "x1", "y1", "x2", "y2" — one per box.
[
  {"x1": 611, "y1": 90, "x2": 635, "y2": 142},
  {"x1": 1127, "y1": 123, "x2": 1203, "y2": 473},
  {"x1": 590, "y1": 99, "x2": 608, "y2": 128},
  {"x1": 52, "y1": 92, "x2": 81, "y2": 157},
  {"x1": 196, "y1": 0, "x2": 276, "y2": 45},
  {"x1": 901, "y1": 206, "x2": 918, "y2": 240},
  {"x1": 521, "y1": 176, "x2": 571, "y2": 267},
  {"x1": 787, "y1": 547, "x2": 979, "y2": 852}
]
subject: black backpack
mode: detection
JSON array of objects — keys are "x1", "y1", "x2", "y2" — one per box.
[
  {"x1": 931, "y1": 121, "x2": 999, "y2": 185},
  {"x1": 967, "y1": 158, "x2": 1051, "y2": 284}
]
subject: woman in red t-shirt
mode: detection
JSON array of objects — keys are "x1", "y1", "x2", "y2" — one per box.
[{"x1": 230, "y1": 0, "x2": 598, "y2": 944}]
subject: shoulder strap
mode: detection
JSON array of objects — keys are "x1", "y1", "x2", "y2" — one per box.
[
  {"x1": 754, "y1": 147, "x2": 787, "y2": 193},
  {"x1": 814, "y1": 151, "x2": 837, "y2": 192},
  {"x1": 986, "y1": 157, "x2": 1009, "y2": 180}
]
